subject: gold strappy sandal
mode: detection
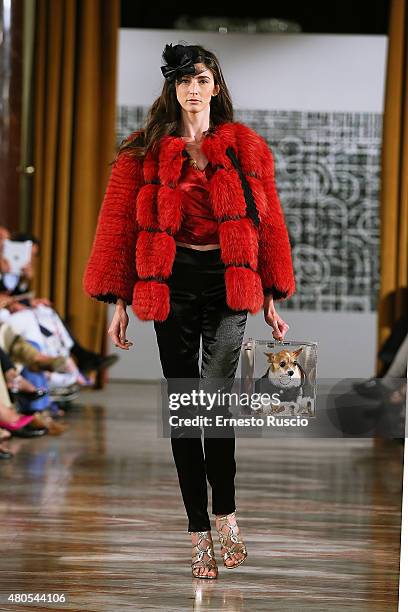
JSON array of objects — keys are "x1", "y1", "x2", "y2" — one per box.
[
  {"x1": 215, "y1": 512, "x2": 248, "y2": 569},
  {"x1": 189, "y1": 530, "x2": 218, "y2": 579}
]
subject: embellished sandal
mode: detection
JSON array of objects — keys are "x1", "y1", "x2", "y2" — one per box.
[
  {"x1": 215, "y1": 512, "x2": 248, "y2": 569},
  {"x1": 190, "y1": 530, "x2": 218, "y2": 579}
]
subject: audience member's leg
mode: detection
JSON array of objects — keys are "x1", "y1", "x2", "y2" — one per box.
[{"x1": 0, "y1": 324, "x2": 66, "y2": 372}]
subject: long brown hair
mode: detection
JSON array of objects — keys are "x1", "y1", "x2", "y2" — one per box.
[{"x1": 116, "y1": 43, "x2": 234, "y2": 162}]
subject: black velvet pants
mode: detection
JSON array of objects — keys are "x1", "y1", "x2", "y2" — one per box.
[{"x1": 153, "y1": 246, "x2": 248, "y2": 532}]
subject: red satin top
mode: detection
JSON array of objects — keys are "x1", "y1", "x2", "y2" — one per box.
[{"x1": 173, "y1": 158, "x2": 219, "y2": 245}]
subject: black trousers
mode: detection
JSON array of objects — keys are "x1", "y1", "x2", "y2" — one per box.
[{"x1": 154, "y1": 246, "x2": 248, "y2": 532}]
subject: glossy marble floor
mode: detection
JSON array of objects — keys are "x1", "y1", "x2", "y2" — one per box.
[{"x1": 0, "y1": 382, "x2": 403, "y2": 611}]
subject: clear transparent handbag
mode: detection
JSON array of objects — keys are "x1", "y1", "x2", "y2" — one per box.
[{"x1": 240, "y1": 338, "x2": 318, "y2": 417}]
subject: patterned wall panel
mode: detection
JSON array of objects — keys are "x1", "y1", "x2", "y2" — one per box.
[{"x1": 116, "y1": 106, "x2": 382, "y2": 312}]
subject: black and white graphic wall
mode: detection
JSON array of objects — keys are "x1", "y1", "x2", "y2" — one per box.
[{"x1": 117, "y1": 106, "x2": 382, "y2": 314}]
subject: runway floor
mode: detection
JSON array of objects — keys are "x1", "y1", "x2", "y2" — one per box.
[{"x1": 0, "y1": 382, "x2": 403, "y2": 611}]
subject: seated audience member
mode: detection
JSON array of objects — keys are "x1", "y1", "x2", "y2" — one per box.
[
  {"x1": 0, "y1": 229, "x2": 118, "y2": 379},
  {"x1": 0, "y1": 321, "x2": 66, "y2": 372},
  {"x1": 0, "y1": 320, "x2": 77, "y2": 408}
]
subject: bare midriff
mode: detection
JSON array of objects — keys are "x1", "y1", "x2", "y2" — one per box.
[{"x1": 175, "y1": 241, "x2": 220, "y2": 251}]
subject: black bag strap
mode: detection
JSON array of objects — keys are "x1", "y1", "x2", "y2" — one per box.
[{"x1": 225, "y1": 146, "x2": 260, "y2": 228}]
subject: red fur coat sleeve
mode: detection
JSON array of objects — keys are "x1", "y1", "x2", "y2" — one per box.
[
  {"x1": 82, "y1": 149, "x2": 143, "y2": 305},
  {"x1": 257, "y1": 138, "x2": 296, "y2": 300}
]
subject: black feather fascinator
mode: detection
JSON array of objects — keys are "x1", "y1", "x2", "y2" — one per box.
[{"x1": 160, "y1": 43, "x2": 200, "y2": 82}]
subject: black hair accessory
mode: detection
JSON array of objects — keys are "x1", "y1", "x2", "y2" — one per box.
[{"x1": 160, "y1": 43, "x2": 199, "y2": 82}]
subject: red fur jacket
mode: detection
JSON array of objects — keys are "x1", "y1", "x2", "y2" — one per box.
[{"x1": 83, "y1": 121, "x2": 296, "y2": 321}]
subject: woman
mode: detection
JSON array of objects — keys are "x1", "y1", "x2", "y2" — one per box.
[{"x1": 83, "y1": 43, "x2": 296, "y2": 579}]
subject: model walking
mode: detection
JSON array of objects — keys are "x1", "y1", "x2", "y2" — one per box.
[{"x1": 83, "y1": 42, "x2": 296, "y2": 579}]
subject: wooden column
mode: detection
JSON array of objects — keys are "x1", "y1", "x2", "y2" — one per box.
[{"x1": 0, "y1": 0, "x2": 23, "y2": 231}]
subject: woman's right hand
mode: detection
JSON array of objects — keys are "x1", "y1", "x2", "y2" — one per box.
[{"x1": 108, "y1": 300, "x2": 134, "y2": 350}]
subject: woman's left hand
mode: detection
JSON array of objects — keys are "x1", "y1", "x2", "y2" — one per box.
[{"x1": 263, "y1": 296, "x2": 289, "y2": 340}]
